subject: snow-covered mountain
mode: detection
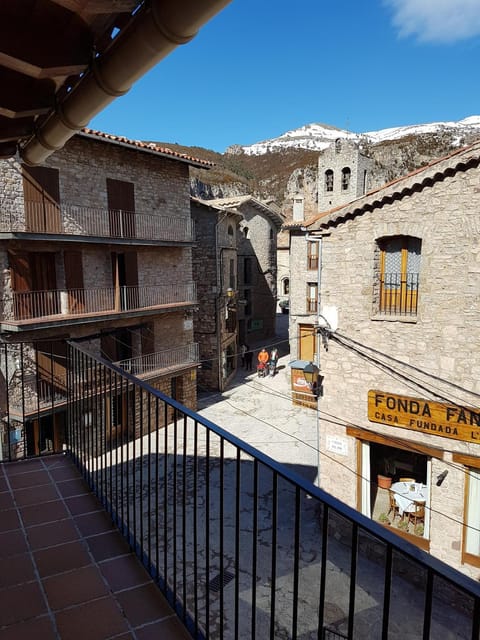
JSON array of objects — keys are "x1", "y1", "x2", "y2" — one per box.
[{"x1": 234, "y1": 116, "x2": 480, "y2": 156}]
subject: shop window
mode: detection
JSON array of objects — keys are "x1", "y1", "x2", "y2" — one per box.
[
  {"x1": 375, "y1": 236, "x2": 421, "y2": 317},
  {"x1": 325, "y1": 170, "x2": 334, "y2": 192},
  {"x1": 464, "y1": 468, "x2": 480, "y2": 564}
]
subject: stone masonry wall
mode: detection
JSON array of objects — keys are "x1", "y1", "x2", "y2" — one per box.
[{"x1": 289, "y1": 161, "x2": 480, "y2": 578}]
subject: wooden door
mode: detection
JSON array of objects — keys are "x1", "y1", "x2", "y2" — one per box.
[
  {"x1": 64, "y1": 251, "x2": 84, "y2": 314},
  {"x1": 106, "y1": 178, "x2": 136, "y2": 238},
  {"x1": 9, "y1": 251, "x2": 32, "y2": 319},
  {"x1": 31, "y1": 252, "x2": 59, "y2": 317},
  {"x1": 22, "y1": 165, "x2": 61, "y2": 233},
  {"x1": 299, "y1": 324, "x2": 315, "y2": 362}
]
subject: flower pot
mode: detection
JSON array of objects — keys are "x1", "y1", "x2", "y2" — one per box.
[{"x1": 377, "y1": 474, "x2": 392, "y2": 489}]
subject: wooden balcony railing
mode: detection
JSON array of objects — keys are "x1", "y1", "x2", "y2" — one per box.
[
  {"x1": 6, "y1": 284, "x2": 196, "y2": 322},
  {"x1": 115, "y1": 343, "x2": 199, "y2": 377},
  {"x1": 1, "y1": 201, "x2": 195, "y2": 243}
]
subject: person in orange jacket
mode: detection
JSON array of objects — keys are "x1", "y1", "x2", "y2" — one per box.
[{"x1": 257, "y1": 347, "x2": 269, "y2": 376}]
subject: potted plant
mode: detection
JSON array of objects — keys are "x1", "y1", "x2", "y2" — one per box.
[
  {"x1": 378, "y1": 513, "x2": 390, "y2": 525},
  {"x1": 377, "y1": 456, "x2": 395, "y2": 489}
]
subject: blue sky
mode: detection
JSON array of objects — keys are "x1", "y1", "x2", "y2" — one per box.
[{"x1": 90, "y1": 0, "x2": 480, "y2": 152}]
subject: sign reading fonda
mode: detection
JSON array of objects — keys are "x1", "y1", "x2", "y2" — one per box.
[{"x1": 368, "y1": 390, "x2": 480, "y2": 444}]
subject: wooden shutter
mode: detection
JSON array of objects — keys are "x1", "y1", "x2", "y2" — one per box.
[
  {"x1": 299, "y1": 324, "x2": 315, "y2": 362},
  {"x1": 64, "y1": 251, "x2": 84, "y2": 314},
  {"x1": 9, "y1": 251, "x2": 32, "y2": 320},
  {"x1": 106, "y1": 178, "x2": 136, "y2": 238},
  {"x1": 22, "y1": 165, "x2": 61, "y2": 232},
  {"x1": 31, "y1": 252, "x2": 59, "y2": 317}
]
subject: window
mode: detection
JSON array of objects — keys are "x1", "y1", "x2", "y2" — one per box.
[
  {"x1": 282, "y1": 278, "x2": 289, "y2": 296},
  {"x1": 227, "y1": 224, "x2": 234, "y2": 236},
  {"x1": 306, "y1": 282, "x2": 318, "y2": 313},
  {"x1": 341, "y1": 167, "x2": 351, "y2": 190},
  {"x1": 243, "y1": 257, "x2": 252, "y2": 285},
  {"x1": 464, "y1": 468, "x2": 480, "y2": 564},
  {"x1": 229, "y1": 258, "x2": 235, "y2": 290},
  {"x1": 335, "y1": 139, "x2": 342, "y2": 153},
  {"x1": 376, "y1": 236, "x2": 421, "y2": 316},
  {"x1": 325, "y1": 170, "x2": 334, "y2": 192},
  {"x1": 307, "y1": 241, "x2": 318, "y2": 270}
]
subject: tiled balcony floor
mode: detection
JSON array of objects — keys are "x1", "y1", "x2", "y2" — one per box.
[{"x1": 0, "y1": 454, "x2": 190, "y2": 640}]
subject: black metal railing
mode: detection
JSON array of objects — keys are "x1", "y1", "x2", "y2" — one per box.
[
  {"x1": 378, "y1": 272, "x2": 419, "y2": 316},
  {"x1": 64, "y1": 341, "x2": 480, "y2": 640}
]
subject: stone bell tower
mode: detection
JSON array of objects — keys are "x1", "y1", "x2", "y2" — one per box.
[{"x1": 318, "y1": 138, "x2": 372, "y2": 213}]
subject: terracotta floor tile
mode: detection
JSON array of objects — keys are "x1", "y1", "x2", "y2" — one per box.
[
  {"x1": 0, "y1": 615, "x2": 57, "y2": 640},
  {"x1": 100, "y1": 554, "x2": 151, "y2": 592},
  {"x1": 74, "y1": 510, "x2": 115, "y2": 537},
  {"x1": 3, "y1": 459, "x2": 44, "y2": 476},
  {"x1": 56, "y1": 477, "x2": 90, "y2": 498},
  {"x1": 54, "y1": 596, "x2": 128, "y2": 640},
  {"x1": 135, "y1": 617, "x2": 192, "y2": 640},
  {"x1": 34, "y1": 540, "x2": 91, "y2": 578},
  {"x1": 0, "y1": 553, "x2": 35, "y2": 588},
  {"x1": 0, "y1": 507, "x2": 20, "y2": 532},
  {"x1": 0, "y1": 528, "x2": 28, "y2": 558},
  {"x1": 116, "y1": 583, "x2": 174, "y2": 627},
  {"x1": 8, "y1": 469, "x2": 50, "y2": 489},
  {"x1": 65, "y1": 493, "x2": 103, "y2": 516},
  {"x1": 49, "y1": 465, "x2": 82, "y2": 482},
  {"x1": 42, "y1": 455, "x2": 72, "y2": 468},
  {"x1": 43, "y1": 564, "x2": 109, "y2": 611},
  {"x1": 20, "y1": 500, "x2": 68, "y2": 526},
  {"x1": 26, "y1": 518, "x2": 79, "y2": 550},
  {"x1": 86, "y1": 530, "x2": 130, "y2": 562},
  {"x1": 13, "y1": 484, "x2": 58, "y2": 507},
  {"x1": 0, "y1": 491, "x2": 14, "y2": 510},
  {"x1": 0, "y1": 582, "x2": 46, "y2": 627}
]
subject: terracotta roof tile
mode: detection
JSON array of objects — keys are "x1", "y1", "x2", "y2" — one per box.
[{"x1": 79, "y1": 128, "x2": 215, "y2": 168}]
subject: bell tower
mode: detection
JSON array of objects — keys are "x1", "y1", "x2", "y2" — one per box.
[{"x1": 317, "y1": 138, "x2": 372, "y2": 213}]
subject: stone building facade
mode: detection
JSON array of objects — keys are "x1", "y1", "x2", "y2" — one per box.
[
  {"x1": 191, "y1": 198, "x2": 241, "y2": 391},
  {"x1": 207, "y1": 196, "x2": 284, "y2": 346},
  {"x1": 317, "y1": 138, "x2": 372, "y2": 213},
  {"x1": 286, "y1": 140, "x2": 480, "y2": 578},
  {"x1": 0, "y1": 129, "x2": 209, "y2": 459}
]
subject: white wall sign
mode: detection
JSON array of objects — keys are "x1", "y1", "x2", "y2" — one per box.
[{"x1": 326, "y1": 435, "x2": 348, "y2": 456}]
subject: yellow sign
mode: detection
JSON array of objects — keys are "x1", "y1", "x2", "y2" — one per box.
[{"x1": 368, "y1": 390, "x2": 480, "y2": 444}]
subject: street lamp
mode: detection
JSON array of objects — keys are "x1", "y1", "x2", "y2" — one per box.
[{"x1": 303, "y1": 361, "x2": 319, "y2": 392}]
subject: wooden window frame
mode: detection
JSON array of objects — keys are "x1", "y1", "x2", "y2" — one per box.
[
  {"x1": 376, "y1": 235, "x2": 421, "y2": 316},
  {"x1": 452, "y1": 453, "x2": 480, "y2": 567},
  {"x1": 307, "y1": 241, "x2": 319, "y2": 270}
]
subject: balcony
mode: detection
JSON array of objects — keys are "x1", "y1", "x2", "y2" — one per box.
[
  {"x1": 1, "y1": 343, "x2": 480, "y2": 639},
  {"x1": 116, "y1": 343, "x2": 199, "y2": 379},
  {"x1": 1, "y1": 201, "x2": 195, "y2": 244},
  {"x1": 3, "y1": 284, "x2": 196, "y2": 326},
  {"x1": 378, "y1": 272, "x2": 419, "y2": 316}
]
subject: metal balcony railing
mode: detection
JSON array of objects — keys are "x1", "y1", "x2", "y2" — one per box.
[
  {"x1": 61, "y1": 342, "x2": 480, "y2": 640},
  {"x1": 378, "y1": 272, "x2": 419, "y2": 316},
  {"x1": 0, "y1": 201, "x2": 195, "y2": 243},
  {"x1": 5, "y1": 284, "x2": 196, "y2": 322},
  {"x1": 115, "y1": 343, "x2": 199, "y2": 377}
]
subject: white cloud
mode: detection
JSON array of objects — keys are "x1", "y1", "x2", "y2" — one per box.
[{"x1": 385, "y1": 0, "x2": 480, "y2": 43}]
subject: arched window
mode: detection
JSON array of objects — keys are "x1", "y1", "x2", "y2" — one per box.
[
  {"x1": 227, "y1": 224, "x2": 234, "y2": 236},
  {"x1": 335, "y1": 139, "x2": 342, "y2": 153},
  {"x1": 243, "y1": 226, "x2": 249, "y2": 238},
  {"x1": 325, "y1": 169, "x2": 334, "y2": 192},
  {"x1": 342, "y1": 167, "x2": 351, "y2": 190},
  {"x1": 282, "y1": 278, "x2": 289, "y2": 295}
]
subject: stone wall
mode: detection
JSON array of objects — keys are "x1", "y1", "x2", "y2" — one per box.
[{"x1": 288, "y1": 157, "x2": 480, "y2": 578}]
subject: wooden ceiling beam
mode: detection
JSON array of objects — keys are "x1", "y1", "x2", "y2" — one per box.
[
  {"x1": 0, "y1": 68, "x2": 55, "y2": 119},
  {"x1": 0, "y1": 0, "x2": 92, "y2": 79}
]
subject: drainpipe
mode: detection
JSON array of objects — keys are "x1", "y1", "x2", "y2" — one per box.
[{"x1": 21, "y1": 0, "x2": 232, "y2": 165}]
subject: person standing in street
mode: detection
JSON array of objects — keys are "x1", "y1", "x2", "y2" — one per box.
[{"x1": 269, "y1": 347, "x2": 279, "y2": 376}]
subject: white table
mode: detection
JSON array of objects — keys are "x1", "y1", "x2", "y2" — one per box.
[{"x1": 391, "y1": 481, "x2": 427, "y2": 516}]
